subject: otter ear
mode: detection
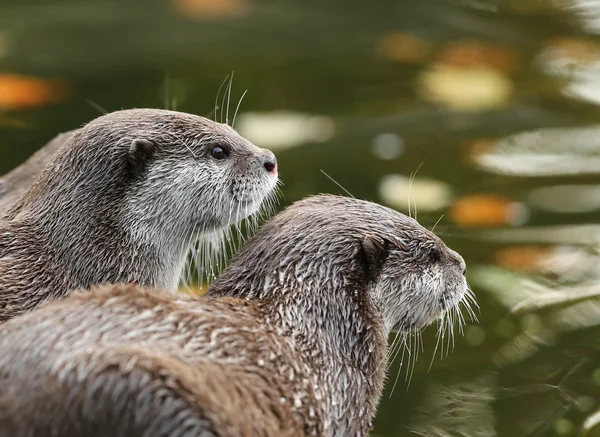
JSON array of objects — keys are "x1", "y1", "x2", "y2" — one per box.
[
  {"x1": 360, "y1": 235, "x2": 390, "y2": 282},
  {"x1": 128, "y1": 139, "x2": 155, "y2": 175}
]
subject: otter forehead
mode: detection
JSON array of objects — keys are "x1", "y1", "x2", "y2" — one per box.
[
  {"x1": 87, "y1": 109, "x2": 227, "y2": 135},
  {"x1": 84, "y1": 109, "x2": 254, "y2": 152},
  {"x1": 278, "y1": 194, "x2": 440, "y2": 242}
]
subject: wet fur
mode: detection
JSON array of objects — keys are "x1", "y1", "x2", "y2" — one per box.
[
  {"x1": 0, "y1": 109, "x2": 277, "y2": 323},
  {"x1": 0, "y1": 195, "x2": 469, "y2": 437},
  {"x1": 0, "y1": 130, "x2": 77, "y2": 214}
]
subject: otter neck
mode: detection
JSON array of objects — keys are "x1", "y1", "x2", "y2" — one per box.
[
  {"x1": 7, "y1": 156, "x2": 195, "y2": 293},
  {"x1": 209, "y1": 250, "x2": 388, "y2": 436}
]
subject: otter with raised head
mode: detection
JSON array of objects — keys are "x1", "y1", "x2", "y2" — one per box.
[
  {"x1": 0, "y1": 195, "x2": 473, "y2": 437},
  {"x1": 0, "y1": 108, "x2": 278, "y2": 323}
]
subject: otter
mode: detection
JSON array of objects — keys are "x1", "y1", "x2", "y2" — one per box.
[
  {"x1": 0, "y1": 108, "x2": 278, "y2": 323},
  {"x1": 0, "y1": 195, "x2": 472, "y2": 437},
  {"x1": 0, "y1": 130, "x2": 77, "y2": 214}
]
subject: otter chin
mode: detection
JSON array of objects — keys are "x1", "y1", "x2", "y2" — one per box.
[
  {"x1": 0, "y1": 108, "x2": 278, "y2": 323},
  {"x1": 0, "y1": 195, "x2": 473, "y2": 437}
]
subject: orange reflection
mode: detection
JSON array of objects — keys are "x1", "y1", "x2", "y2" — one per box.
[
  {"x1": 0, "y1": 74, "x2": 67, "y2": 110},
  {"x1": 463, "y1": 138, "x2": 496, "y2": 164},
  {"x1": 437, "y1": 40, "x2": 519, "y2": 72},
  {"x1": 172, "y1": 0, "x2": 249, "y2": 18},
  {"x1": 543, "y1": 37, "x2": 600, "y2": 65},
  {"x1": 493, "y1": 245, "x2": 553, "y2": 273},
  {"x1": 449, "y1": 194, "x2": 526, "y2": 227}
]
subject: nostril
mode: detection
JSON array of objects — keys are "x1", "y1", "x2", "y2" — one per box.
[{"x1": 264, "y1": 158, "x2": 277, "y2": 174}]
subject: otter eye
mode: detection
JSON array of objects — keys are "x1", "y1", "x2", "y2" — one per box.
[
  {"x1": 429, "y1": 249, "x2": 442, "y2": 263},
  {"x1": 210, "y1": 146, "x2": 227, "y2": 160}
]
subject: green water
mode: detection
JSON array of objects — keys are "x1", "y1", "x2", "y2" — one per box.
[{"x1": 2, "y1": 0, "x2": 600, "y2": 435}]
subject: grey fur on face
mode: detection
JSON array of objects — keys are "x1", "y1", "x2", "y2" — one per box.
[
  {"x1": 0, "y1": 108, "x2": 278, "y2": 323},
  {"x1": 0, "y1": 195, "x2": 472, "y2": 437}
]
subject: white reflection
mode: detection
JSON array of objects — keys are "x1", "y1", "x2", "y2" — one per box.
[
  {"x1": 568, "y1": 0, "x2": 600, "y2": 35},
  {"x1": 379, "y1": 174, "x2": 453, "y2": 213},
  {"x1": 529, "y1": 184, "x2": 600, "y2": 213},
  {"x1": 582, "y1": 408, "x2": 600, "y2": 434},
  {"x1": 492, "y1": 330, "x2": 554, "y2": 367},
  {"x1": 564, "y1": 60, "x2": 600, "y2": 105},
  {"x1": 474, "y1": 224, "x2": 600, "y2": 245},
  {"x1": 409, "y1": 374, "x2": 498, "y2": 437},
  {"x1": 371, "y1": 132, "x2": 404, "y2": 160},
  {"x1": 475, "y1": 126, "x2": 600, "y2": 176},
  {"x1": 472, "y1": 261, "x2": 600, "y2": 366},
  {"x1": 235, "y1": 111, "x2": 335, "y2": 150}
]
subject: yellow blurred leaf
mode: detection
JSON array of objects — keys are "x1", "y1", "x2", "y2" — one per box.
[
  {"x1": 377, "y1": 32, "x2": 433, "y2": 64},
  {"x1": 180, "y1": 284, "x2": 208, "y2": 296},
  {"x1": 418, "y1": 64, "x2": 513, "y2": 111}
]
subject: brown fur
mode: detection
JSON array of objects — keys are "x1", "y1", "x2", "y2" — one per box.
[
  {"x1": 0, "y1": 109, "x2": 277, "y2": 323},
  {"x1": 0, "y1": 195, "x2": 471, "y2": 436},
  {"x1": 0, "y1": 130, "x2": 76, "y2": 214}
]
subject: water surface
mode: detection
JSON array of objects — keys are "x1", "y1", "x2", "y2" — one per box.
[{"x1": 2, "y1": 1, "x2": 600, "y2": 435}]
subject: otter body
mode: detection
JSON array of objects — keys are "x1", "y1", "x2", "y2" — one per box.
[
  {"x1": 0, "y1": 109, "x2": 278, "y2": 323},
  {"x1": 0, "y1": 130, "x2": 76, "y2": 214},
  {"x1": 0, "y1": 195, "x2": 472, "y2": 436}
]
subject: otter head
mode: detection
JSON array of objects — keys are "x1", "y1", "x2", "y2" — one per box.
[
  {"x1": 12, "y1": 109, "x2": 277, "y2": 234},
  {"x1": 209, "y1": 194, "x2": 470, "y2": 336},
  {"x1": 117, "y1": 109, "x2": 279, "y2": 235},
  {"x1": 5, "y1": 109, "x2": 278, "y2": 292},
  {"x1": 360, "y1": 212, "x2": 468, "y2": 334}
]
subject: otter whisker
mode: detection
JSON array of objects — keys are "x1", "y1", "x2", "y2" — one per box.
[
  {"x1": 431, "y1": 214, "x2": 444, "y2": 232},
  {"x1": 86, "y1": 99, "x2": 108, "y2": 115},
  {"x1": 406, "y1": 330, "x2": 420, "y2": 389},
  {"x1": 385, "y1": 332, "x2": 404, "y2": 374},
  {"x1": 274, "y1": 179, "x2": 286, "y2": 203},
  {"x1": 232, "y1": 90, "x2": 247, "y2": 129},
  {"x1": 428, "y1": 318, "x2": 444, "y2": 372},
  {"x1": 465, "y1": 287, "x2": 480, "y2": 311},
  {"x1": 407, "y1": 161, "x2": 424, "y2": 219},
  {"x1": 226, "y1": 71, "x2": 234, "y2": 126},
  {"x1": 447, "y1": 307, "x2": 455, "y2": 355},
  {"x1": 215, "y1": 74, "x2": 230, "y2": 123},
  {"x1": 455, "y1": 305, "x2": 465, "y2": 336},
  {"x1": 319, "y1": 169, "x2": 355, "y2": 198},
  {"x1": 388, "y1": 334, "x2": 409, "y2": 397},
  {"x1": 462, "y1": 298, "x2": 478, "y2": 323}
]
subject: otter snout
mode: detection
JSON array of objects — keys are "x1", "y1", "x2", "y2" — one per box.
[
  {"x1": 262, "y1": 151, "x2": 277, "y2": 175},
  {"x1": 448, "y1": 248, "x2": 467, "y2": 276}
]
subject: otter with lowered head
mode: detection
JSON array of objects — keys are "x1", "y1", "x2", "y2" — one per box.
[
  {"x1": 0, "y1": 195, "x2": 473, "y2": 437},
  {"x1": 0, "y1": 108, "x2": 278, "y2": 323}
]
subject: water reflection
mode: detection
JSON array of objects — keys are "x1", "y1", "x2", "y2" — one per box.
[
  {"x1": 474, "y1": 125, "x2": 600, "y2": 176},
  {"x1": 409, "y1": 374, "x2": 498, "y2": 437}
]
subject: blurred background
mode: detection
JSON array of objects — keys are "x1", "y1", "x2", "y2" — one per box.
[{"x1": 2, "y1": 0, "x2": 600, "y2": 435}]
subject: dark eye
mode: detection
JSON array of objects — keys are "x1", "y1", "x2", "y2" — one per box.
[
  {"x1": 210, "y1": 146, "x2": 227, "y2": 160},
  {"x1": 429, "y1": 248, "x2": 442, "y2": 263}
]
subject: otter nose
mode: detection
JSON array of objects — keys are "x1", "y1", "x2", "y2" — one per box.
[
  {"x1": 450, "y1": 248, "x2": 467, "y2": 276},
  {"x1": 263, "y1": 154, "x2": 277, "y2": 174}
]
